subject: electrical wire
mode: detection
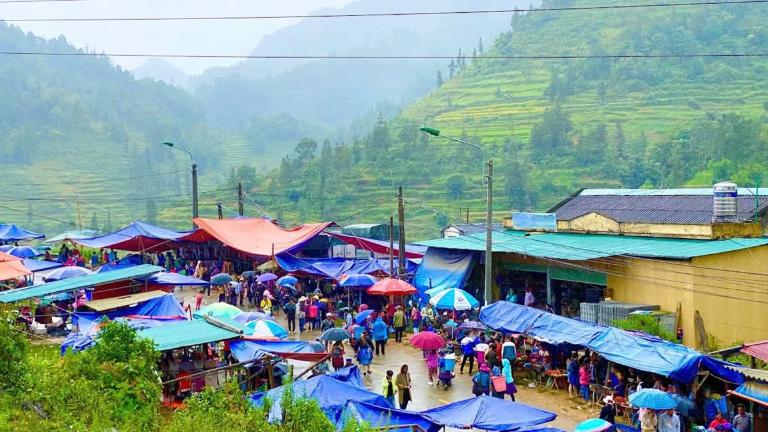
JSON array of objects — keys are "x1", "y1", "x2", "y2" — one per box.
[
  {"x1": 1, "y1": 51, "x2": 766, "y2": 60},
  {"x1": 3, "y1": 0, "x2": 765, "y2": 21}
]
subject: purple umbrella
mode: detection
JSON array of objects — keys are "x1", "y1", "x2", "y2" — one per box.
[
  {"x1": 43, "y1": 266, "x2": 94, "y2": 282},
  {"x1": 458, "y1": 320, "x2": 486, "y2": 331},
  {"x1": 257, "y1": 272, "x2": 278, "y2": 283}
]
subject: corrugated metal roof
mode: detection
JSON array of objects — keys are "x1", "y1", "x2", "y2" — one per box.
[
  {"x1": 742, "y1": 340, "x2": 768, "y2": 363},
  {"x1": 0, "y1": 264, "x2": 163, "y2": 303},
  {"x1": 726, "y1": 366, "x2": 768, "y2": 383},
  {"x1": 444, "y1": 223, "x2": 503, "y2": 235},
  {"x1": 84, "y1": 290, "x2": 167, "y2": 312},
  {"x1": 551, "y1": 189, "x2": 768, "y2": 224},
  {"x1": 137, "y1": 318, "x2": 242, "y2": 351},
  {"x1": 416, "y1": 230, "x2": 768, "y2": 260}
]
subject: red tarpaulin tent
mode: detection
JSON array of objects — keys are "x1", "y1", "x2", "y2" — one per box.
[
  {"x1": 184, "y1": 218, "x2": 333, "y2": 257},
  {"x1": 0, "y1": 251, "x2": 30, "y2": 281},
  {"x1": 367, "y1": 278, "x2": 417, "y2": 296}
]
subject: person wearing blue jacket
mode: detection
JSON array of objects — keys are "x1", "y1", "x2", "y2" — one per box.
[
  {"x1": 372, "y1": 317, "x2": 389, "y2": 356},
  {"x1": 460, "y1": 333, "x2": 478, "y2": 374}
]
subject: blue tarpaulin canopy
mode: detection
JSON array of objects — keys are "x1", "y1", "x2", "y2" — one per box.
[
  {"x1": 339, "y1": 401, "x2": 440, "y2": 432},
  {"x1": 250, "y1": 375, "x2": 391, "y2": 423},
  {"x1": 275, "y1": 256, "x2": 418, "y2": 279},
  {"x1": 326, "y1": 366, "x2": 364, "y2": 388},
  {"x1": 229, "y1": 339, "x2": 327, "y2": 362},
  {"x1": 480, "y1": 302, "x2": 743, "y2": 384},
  {"x1": 74, "y1": 221, "x2": 190, "y2": 252},
  {"x1": 22, "y1": 259, "x2": 63, "y2": 273},
  {"x1": 0, "y1": 224, "x2": 45, "y2": 242},
  {"x1": 413, "y1": 248, "x2": 476, "y2": 302},
  {"x1": 730, "y1": 381, "x2": 768, "y2": 407},
  {"x1": 97, "y1": 254, "x2": 143, "y2": 272},
  {"x1": 148, "y1": 272, "x2": 210, "y2": 286},
  {"x1": 420, "y1": 395, "x2": 556, "y2": 431}
]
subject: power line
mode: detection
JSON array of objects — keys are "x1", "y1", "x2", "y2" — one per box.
[
  {"x1": 0, "y1": 0, "x2": 83, "y2": 4},
  {"x1": 3, "y1": 0, "x2": 765, "y2": 21},
  {"x1": 1, "y1": 51, "x2": 766, "y2": 60}
]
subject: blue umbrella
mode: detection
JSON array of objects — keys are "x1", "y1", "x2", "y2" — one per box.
[
  {"x1": 6, "y1": 246, "x2": 41, "y2": 258},
  {"x1": 233, "y1": 311, "x2": 275, "y2": 323},
  {"x1": 258, "y1": 272, "x2": 278, "y2": 283},
  {"x1": 244, "y1": 319, "x2": 288, "y2": 339},
  {"x1": 354, "y1": 309, "x2": 374, "y2": 324},
  {"x1": 429, "y1": 288, "x2": 479, "y2": 311},
  {"x1": 241, "y1": 270, "x2": 256, "y2": 278},
  {"x1": 339, "y1": 274, "x2": 377, "y2": 288},
  {"x1": 276, "y1": 275, "x2": 297, "y2": 287},
  {"x1": 629, "y1": 388, "x2": 678, "y2": 410},
  {"x1": 210, "y1": 273, "x2": 232, "y2": 285},
  {"x1": 574, "y1": 419, "x2": 613, "y2": 432},
  {"x1": 43, "y1": 266, "x2": 94, "y2": 282},
  {"x1": 320, "y1": 327, "x2": 350, "y2": 342}
]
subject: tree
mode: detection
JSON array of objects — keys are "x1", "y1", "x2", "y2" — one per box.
[
  {"x1": 529, "y1": 104, "x2": 572, "y2": 156},
  {"x1": 0, "y1": 307, "x2": 29, "y2": 394},
  {"x1": 448, "y1": 58, "x2": 456, "y2": 79},
  {"x1": 293, "y1": 138, "x2": 318, "y2": 166},
  {"x1": 445, "y1": 173, "x2": 466, "y2": 200},
  {"x1": 436, "y1": 70, "x2": 444, "y2": 88},
  {"x1": 477, "y1": 37, "x2": 484, "y2": 54}
]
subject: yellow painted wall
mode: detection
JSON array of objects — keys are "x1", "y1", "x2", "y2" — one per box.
[
  {"x1": 557, "y1": 213, "x2": 761, "y2": 239},
  {"x1": 606, "y1": 248, "x2": 768, "y2": 348}
]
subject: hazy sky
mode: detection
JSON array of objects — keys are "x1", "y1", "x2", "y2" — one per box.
[{"x1": 1, "y1": 0, "x2": 354, "y2": 74}]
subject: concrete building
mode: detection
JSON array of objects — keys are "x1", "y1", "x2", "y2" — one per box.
[{"x1": 423, "y1": 187, "x2": 768, "y2": 348}]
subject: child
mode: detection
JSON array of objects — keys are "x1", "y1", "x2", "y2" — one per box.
[
  {"x1": 579, "y1": 360, "x2": 591, "y2": 402},
  {"x1": 472, "y1": 364, "x2": 491, "y2": 396},
  {"x1": 357, "y1": 342, "x2": 373, "y2": 376},
  {"x1": 331, "y1": 341, "x2": 345, "y2": 371},
  {"x1": 426, "y1": 349, "x2": 439, "y2": 386},
  {"x1": 194, "y1": 290, "x2": 204, "y2": 311},
  {"x1": 381, "y1": 370, "x2": 397, "y2": 407}
]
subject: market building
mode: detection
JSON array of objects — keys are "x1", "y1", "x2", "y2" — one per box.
[{"x1": 420, "y1": 187, "x2": 768, "y2": 348}]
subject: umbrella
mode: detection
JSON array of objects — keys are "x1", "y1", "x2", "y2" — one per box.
[
  {"x1": 574, "y1": 419, "x2": 613, "y2": 432},
  {"x1": 0, "y1": 245, "x2": 13, "y2": 253},
  {"x1": 276, "y1": 275, "x2": 297, "y2": 286},
  {"x1": 443, "y1": 319, "x2": 458, "y2": 329},
  {"x1": 629, "y1": 388, "x2": 678, "y2": 410},
  {"x1": 320, "y1": 327, "x2": 350, "y2": 342},
  {"x1": 232, "y1": 311, "x2": 275, "y2": 323},
  {"x1": 258, "y1": 273, "x2": 278, "y2": 283},
  {"x1": 210, "y1": 273, "x2": 233, "y2": 285},
  {"x1": 43, "y1": 266, "x2": 94, "y2": 282},
  {"x1": 6, "y1": 246, "x2": 41, "y2": 258},
  {"x1": 367, "y1": 278, "x2": 417, "y2": 296},
  {"x1": 339, "y1": 273, "x2": 377, "y2": 288},
  {"x1": 429, "y1": 288, "x2": 479, "y2": 311},
  {"x1": 458, "y1": 320, "x2": 486, "y2": 331},
  {"x1": 354, "y1": 309, "x2": 374, "y2": 324},
  {"x1": 244, "y1": 319, "x2": 288, "y2": 339},
  {"x1": 241, "y1": 270, "x2": 256, "y2": 278},
  {"x1": 425, "y1": 286, "x2": 448, "y2": 297},
  {"x1": 193, "y1": 302, "x2": 242, "y2": 320},
  {"x1": 409, "y1": 331, "x2": 445, "y2": 350}
]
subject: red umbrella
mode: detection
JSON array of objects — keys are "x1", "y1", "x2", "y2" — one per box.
[
  {"x1": 409, "y1": 331, "x2": 445, "y2": 350},
  {"x1": 367, "y1": 278, "x2": 417, "y2": 296}
]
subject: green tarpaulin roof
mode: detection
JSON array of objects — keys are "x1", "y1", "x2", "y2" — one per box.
[
  {"x1": 417, "y1": 230, "x2": 768, "y2": 260},
  {"x1": 137, "y1": 319, "x2": 243, "y2": 351},
  {"x1": 0, "y1": 264, "x2": 163, "y2": 303}
]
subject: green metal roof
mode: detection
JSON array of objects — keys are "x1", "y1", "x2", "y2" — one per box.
[
  {"x1": 416, "y1": 231, "x2": 768, "y2": 260},
  {"x1": 137, "y1": 318, "x2": 243, "y2": 352},
  {"x1": 0, "y1": 264, "x2": 163, "y2": 303}
]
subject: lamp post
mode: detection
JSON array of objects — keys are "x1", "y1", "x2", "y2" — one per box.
[
  {"x1": 420, "y1": 126, "x2": 493, "y2": 306},
  {"x1": 161, "y1": 142, "x2": 198, "y2": 225}
]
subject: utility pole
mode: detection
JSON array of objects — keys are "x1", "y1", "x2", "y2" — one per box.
[
  {"x1": 388, "y1": 216, "x2": 395, "y2": 277},
  {"x1": 237, "y1": 182, "x2": 244, "y2": 216},
  {"x1": 192, "y1": 163, "x2": 199, "y2": 220},
  {"x1": 466, "y1": 207, "x2": 470, "y2": 223},
  {"x1": 217, "y1": 203, "x2": 223, "y2": 219},
  {"x1": 397, "y1": 186, "x2": 406, "y2": 278},
  {"x1": 484, "y1": 160, "x2": 493, "y2": 306}
]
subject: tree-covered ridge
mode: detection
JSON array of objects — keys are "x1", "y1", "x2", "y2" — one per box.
[{"x1": 254, "y1": 0, "x2": 768, "y2": 237}]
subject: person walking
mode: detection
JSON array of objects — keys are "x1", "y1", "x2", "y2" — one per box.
[
  {"x1": 567, "y1": 352, "x2": 579, "y2": 398},
  {"x1": 396, "y1": 364, "x2": 412, "y2": 409},
  {"x1": 733, "y1": 404, "x2": 752, "y2": 432},
  {"x1": 357, "y1": 340, "x2": 373, "y2": 376},
  {"x1": 194, "y1": 290, "x2": 204, "y2": 311},
  {"x1": 298, "y1": 300, "x2": 307, "y2": 332},
  {"x1": 410, "y1": 305, "x2": 421, "y2": 335},
  {"x1": 381, "y1": 370, "x2": 397, "y2": 407},
  {"x1": 331, "y1": 341, "x2": 345, "y2": 371},
  {"x1": 284, "y1": 298, "x2": 297, "y2": 334},
  {"x1": 426, "y1": 349, "x2": 439, "y2": 386},
  {"x1": 501, "y1": 358, "x2": 517, "y2": 401},
  {"x1": 393, "y1": 306, "x2": 406, "y2": 342},
  {"x1": 260, "y1": 295, "x2": 272, "y2": 316},
  {"x1": 372, "y1": 316, "x2": 388, "y2": 356},
  {"x1": 659, "y1": 408, "x2": 680, "y2": 432},
  {"x1": 460, "y1": 333, "x2": 478, "y2": 374}
]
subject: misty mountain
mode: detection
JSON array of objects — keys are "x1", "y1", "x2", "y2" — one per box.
[
  {"x1": 132, "y1": 59, "x2": 189, "y2": 89},
  {"x1": 190, "y1": 0, "x2": 525, "y2": 128}
]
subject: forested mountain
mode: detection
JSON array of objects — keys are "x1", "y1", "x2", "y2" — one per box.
[
  {"x1": 256, "y1": 0, "x2": 768, "y2": 238},
  {"x1": 0, "y1": 22, "x2": 234, "y2": 232},
  {"x1": 189, "y1": 0, "x2": 520, "y2": 129}
]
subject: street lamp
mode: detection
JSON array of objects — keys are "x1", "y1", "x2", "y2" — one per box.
[
  {"x1": 161, "y1": 142, "x2": 198, "y2": 224},
  {"x1": 420, "y1": 126, "x2": 494, "y2": 306}
]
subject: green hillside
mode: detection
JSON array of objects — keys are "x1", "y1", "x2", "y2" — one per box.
[{"x1": 257, "y1": 0, "x2": 768, "y2": 239}]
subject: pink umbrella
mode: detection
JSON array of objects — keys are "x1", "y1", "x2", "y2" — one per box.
[
  {"x1": 409, "y1": 331, "x2": 445, "y2": 350},
  {"x1": 367, "y1": 278, "x2": 417, "y2": 296}
]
